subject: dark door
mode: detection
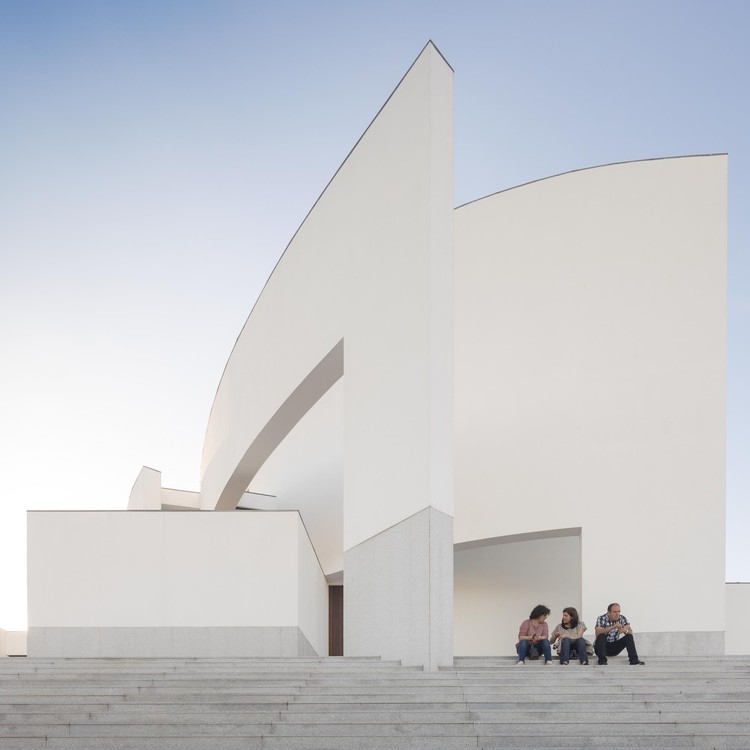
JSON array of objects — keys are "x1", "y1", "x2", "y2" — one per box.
[{"x1": 328, "y1": 585, "x2": 343, "y2": 656}]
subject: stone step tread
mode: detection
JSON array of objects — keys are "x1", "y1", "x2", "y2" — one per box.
[
  {"x1": 5, "y1": 709, "x2": 750, "y2": 725},
  {"x1": 4, "y1": 691, "x2": 749, "y2": 704},
  {"x1": 2, "y1": 723, "x2": 749, "y2": 739},
  {"x1": 2, "y1": 736, "x2": 748, "y2": 750},
  {"x1": 1, "y1": 681, "x2": 747, "y2": 692},
  {"x1": 0, "y1": 656, "x2": 750, "y2": 674},
  {"x1": 0, "y1": 723, "x2": 475, "y2": 738},
  {"x1": 0, "y1": 738, "x2": 482, "y2": 750},
  {"x1": 2, "y1": 681, "x2": 748, "y2": 694}
]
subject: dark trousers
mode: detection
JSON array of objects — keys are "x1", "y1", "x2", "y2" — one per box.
[{"x1": 594, "y1": 632, "x2": 640, "y2": 664}]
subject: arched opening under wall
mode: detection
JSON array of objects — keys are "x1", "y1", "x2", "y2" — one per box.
[{"x1": 454, "y1": 528, "x2": 581, "y2": 656}]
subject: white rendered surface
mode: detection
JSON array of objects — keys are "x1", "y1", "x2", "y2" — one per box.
[
  {"x1": 160, "y1": 487, "x2": 201, "y2": 510},
  {"x1": 27, "y1": 511, "x2": 328, "y2": 656},
  {"x1": 725, "y1": 583, "x2": 750, "y2": 654},
  {"x1": 454, "y1": 156, "x2": 727, "y2": 638},
  {"x1": 198, "y1": 43, "x2": 455, "y2": 668},
  {"x1": 248, "y1": 380, "x2": 344, "y2": 576},
  {"x1": 0, "y1": 629, "x2": 27, "y2": 656},
  {"x1": 127, "y1": 466, "x2": 161, "y2": 510},
  {"x1": 200, "y1": 43, "x2": 454, "y2": 551},
  {"x1": 454, "y1": 534, "x2": 581, "y2": 656}
]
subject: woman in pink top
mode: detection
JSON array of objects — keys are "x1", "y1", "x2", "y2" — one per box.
[{"x1": 516, "y1": 604, "x2": 552, "y2": 665}]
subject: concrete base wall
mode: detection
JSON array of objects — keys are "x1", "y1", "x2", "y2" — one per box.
[
  {"x1": 344, "y1": 507, "x2": 453, "y2": 670},
  {"x1": 28, "y1": 626, "x2": 316, "y2": 658},
  {"x1": 725, "y1": 582, "x2": 750, "y2": 654},
  {"x1": 627, "y1": 631, "x2": 724, "y2": 657}
]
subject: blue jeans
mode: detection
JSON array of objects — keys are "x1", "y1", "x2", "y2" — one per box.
[
  {"x1": 517, "y1": 638, "x2": 552, "y2": 662},
  {"x1": 559, "y1": 636, "x2": 588, "y2": 663}
]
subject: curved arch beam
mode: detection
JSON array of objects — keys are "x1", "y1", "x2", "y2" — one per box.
[{"x1": 212, "y1": 339, "x2": 343, "y2": 511}]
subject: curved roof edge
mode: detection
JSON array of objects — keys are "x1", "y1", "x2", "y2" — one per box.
[
  {"x1": 455, "y1": 153, "x2": 729, "y2": 211},
  {"x1": 201, "y1": 42, "x2": 451, "y2": 456}
]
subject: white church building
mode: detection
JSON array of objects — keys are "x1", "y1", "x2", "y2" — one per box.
[{"x1": 24, "y1": 43, "x2": 748, "y2": 667}]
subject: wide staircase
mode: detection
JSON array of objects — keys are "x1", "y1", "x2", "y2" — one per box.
[{"x1": 1, "y1": 655, "x2": 749, "y2": 749}]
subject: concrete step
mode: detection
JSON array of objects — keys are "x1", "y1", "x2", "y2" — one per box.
[{"x1": 1, "y1": 655, "x2": 748, "y2": 750}]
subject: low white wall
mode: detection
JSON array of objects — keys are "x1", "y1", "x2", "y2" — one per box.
[
  {"x1": 454, "y1": 534, "x2": 581, "y2": 656},
  {"x1": 27, "y1": 510, "x2": 328, "y2": 657},
  {"x1": 0, "y1": 629, "x2": 27, "y2": 656},
  {"x1": 298, "y1": 516, "x2": 330, "y2": 655},
  {"x1": 726, "y1": 582, "x2": 750, "y2": 655}
]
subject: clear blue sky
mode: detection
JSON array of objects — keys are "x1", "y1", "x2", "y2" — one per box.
[{"x1": 1, "y1": 0, "x2": 748, "y2": 629}]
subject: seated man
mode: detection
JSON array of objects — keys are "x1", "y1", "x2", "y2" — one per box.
[{"x1": 594, "y1": 602, "x2": 645, "y2": 665}]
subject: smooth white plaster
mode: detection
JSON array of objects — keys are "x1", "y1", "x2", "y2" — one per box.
[
  {"x1": 454, "y1": 155, "x2": 727, "y2": 639},
  {"x1": 127, "y1": 465, "x2": 161, "y2": 510},
  {"x1": 198, "y1": 43, "x2": 454, "y2": 668},
  {"x1": 27, "y1": 510, "x2": 327, "y2": 656},
  {"x1": 23, "y1": 49, "x2": 731, "y2": 663},
  {"x1": 454, "y1": 534, "x2": 581, "y2": 656},
  {"x1": 0, "y1": 629, "x2": 27, "y2": 656},
  {"x1": 160, "y1": 487, "x2": 201, "y2": 510},
  {"x1": 200, "y1": 43, "x2": 454, "y2": 550},
  {"x1": 248, "y1": 380, "x2": 344, "y2": 576}
]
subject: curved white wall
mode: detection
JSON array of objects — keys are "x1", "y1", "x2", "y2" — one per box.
[
  {"x1": 454, "y1": 156, "x2": 727, "y2": 643},
  {"x1": 200, "y1": 42, "x2": 455, "y2": 668},
  {"x1": 200, "y1": 43, "x2": 454, "y2": 548}
]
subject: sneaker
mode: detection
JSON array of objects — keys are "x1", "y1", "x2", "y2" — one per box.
[
  {"x1": 544, "y1": 660, "x2": 552, "y2": 666},
  {"x1": 580, "y1": 660, "x2": 589, "y2": 665},
  {"x1": 597, "y1": 658, "x2": 607, "y2": 665},
  {"x1": 630, "y1": 660, "x2": 646, "y2": 665},
  {"x1": 516, "y1": 660, "x2": 525, "y2": 666}
]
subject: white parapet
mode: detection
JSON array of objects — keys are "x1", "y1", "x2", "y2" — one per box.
[
  {"x1": 0, "y1": 629, "x2": 27, "y2": 657},
  {"x1": 27, "y1": 510, "x2": 328, "y2": 658},
  {"x1": 127, "y1": 466, "x2": 162, "y2": 510}
]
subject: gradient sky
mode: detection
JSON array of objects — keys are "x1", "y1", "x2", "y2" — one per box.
[{"x1": 1, "y1": 0, "x2": 748, "y2": 629}]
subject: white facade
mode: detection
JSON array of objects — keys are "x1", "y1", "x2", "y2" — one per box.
[
  {"x1": 25, "y1": 43, "x2": 731, "y2": 665},
  {"x1": 28, "y1": 511, "x2": 328, "y2": 657},
  {"x1": 454, "y1": 156, "x2": 727, "y2": 653},
  {"x1": 0, "y1": 629, "x2": 27, "y2": 657}
]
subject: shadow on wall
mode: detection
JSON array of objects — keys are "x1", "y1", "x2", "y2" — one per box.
[{"x1": 454, "y1": 531, "x2": 581, "y2": 656}]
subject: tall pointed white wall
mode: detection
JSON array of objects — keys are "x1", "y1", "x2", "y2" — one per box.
[{"x1": 199, "y1": 43, "x2": 454, "y2": 669}]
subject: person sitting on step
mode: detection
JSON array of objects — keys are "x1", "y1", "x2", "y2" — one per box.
[
  {"x1": 594, "y1": 602, "x2": 645, "y2": 665},
  {"x1": 550, "y1": 606, "x2": 589, "y2": 665},
  {"x1": 516, "y1": 604, "x2": 552, "y2": 665}
]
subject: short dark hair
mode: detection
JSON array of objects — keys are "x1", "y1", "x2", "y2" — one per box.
[
  {"x1": 607, "y1": 602, "x2": 620, "y2": 613},
  {"x1": 529, "y1": 604, "x2": 551, "y2": 620},
  {"x1": 562, "y1": 607, "x2": 579, "y2": 629}
]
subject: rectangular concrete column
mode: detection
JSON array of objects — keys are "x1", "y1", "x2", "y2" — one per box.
[{"x1": 344, "y1": 507, "x2": 453, "y2": 671}]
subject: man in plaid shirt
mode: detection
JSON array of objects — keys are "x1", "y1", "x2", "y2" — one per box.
[{"x1": 594, "y1": 603, "x2": 645, "y2": 665}]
